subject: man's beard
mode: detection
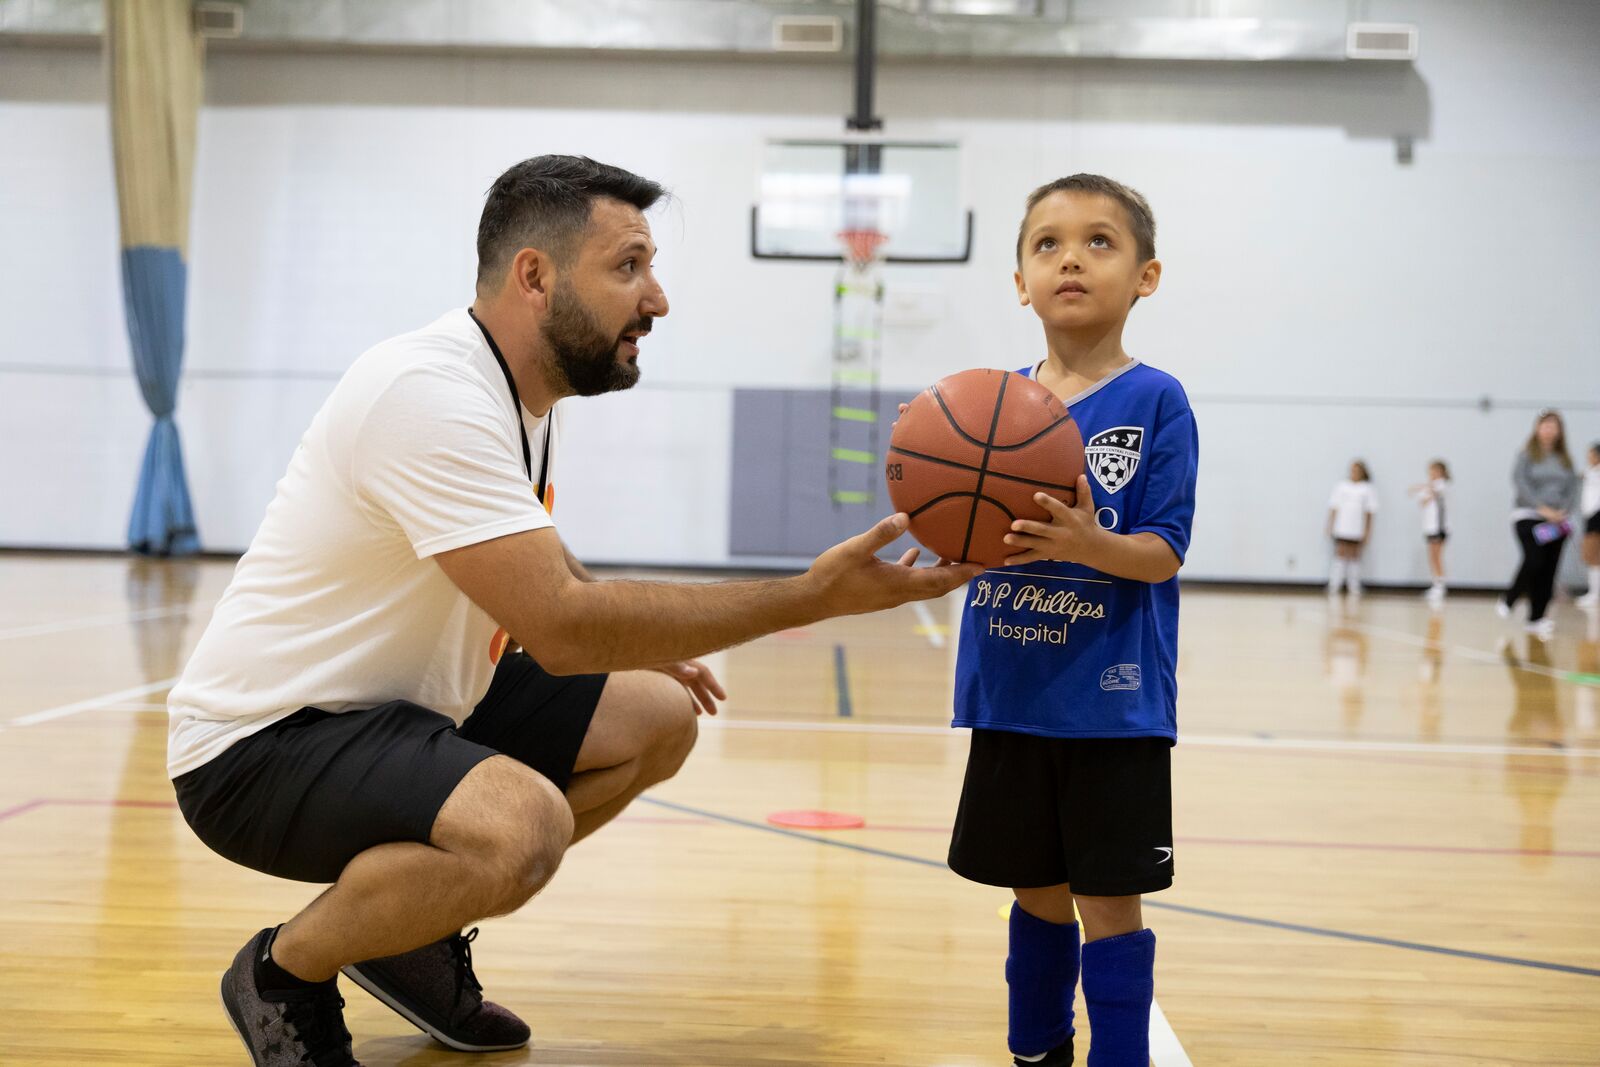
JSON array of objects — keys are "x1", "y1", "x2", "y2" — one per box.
[{"x1": 541, "y1": 284, "x2": 645, "y2": 397}]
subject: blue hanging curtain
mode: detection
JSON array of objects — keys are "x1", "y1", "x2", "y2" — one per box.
[
  {"x1": 108, "y1": 0, "x2": 204, "y2": 556},
  {"x1": 123, "y1": 246, "x2": 197, "y2": 554}
]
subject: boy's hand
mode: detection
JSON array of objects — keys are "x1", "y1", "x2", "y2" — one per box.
[{"x1": 1002, "y1": 475, "x2": 1100, "y2": 566}]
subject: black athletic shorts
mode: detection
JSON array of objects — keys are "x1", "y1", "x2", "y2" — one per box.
[
  {"x1": 173, "y1": 652, "x2": 606, "y2": 884},
  {"x1": 947, "y1": 729, "x2": 1173, "y2": 897},
  {"x1": 1426, "y1": 531, "x2": 1448, "y2": 544},
  {"x1": 1587, "y1": 512, "x2": 1600, "y2": 536}
]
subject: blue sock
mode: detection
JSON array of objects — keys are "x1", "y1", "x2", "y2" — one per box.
[
  {"x1": 1007, "y1": 902, "x2": 1079, "y2": 1058},
  {"x1": 1081, "y1": 928, "x2": 1155, "y2": 1067}
]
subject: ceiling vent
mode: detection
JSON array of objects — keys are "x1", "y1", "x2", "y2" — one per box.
[
  {"x1": 1346, "y1": 22, "x2": 1418, "y2": 60},
  {"x1": 192, "y1": 2, "x2": 244, "y2": 39},
  {"x1": 773, "y1": 15, "x2": 844, "y2": 53}
]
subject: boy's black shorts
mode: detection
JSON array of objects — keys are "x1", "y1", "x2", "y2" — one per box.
[{"x1": 947, "y1": 729, "x2": 1173, "y2": 897}]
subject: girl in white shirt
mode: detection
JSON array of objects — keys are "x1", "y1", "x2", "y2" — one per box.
[
  {"x1": 1579, "y1": 443, "x2": 1600, "y2": 608},
  {"x1": 1410, "y1": 459, "x2": 1451, "y2": 607},
  {"x1": 1327, "y1": 460, "x2": 1378, "y2": 598}
]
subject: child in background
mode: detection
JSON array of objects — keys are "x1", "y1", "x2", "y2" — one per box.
[
  {"x1": 1327, "y1": 461, "x2": 1378, "y2": 598},
  {"x1": 1411, "y1": 459, "x2": 1451, "y2": 607},
  {"x1": 1578, "y1": 443, "x2": 1600, "y2": 609}
]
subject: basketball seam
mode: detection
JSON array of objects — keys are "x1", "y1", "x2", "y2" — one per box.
[
  {"x1": 907, "y1": 491, "x2": 1018, "y2": 523},
  {"x1": 960, "y1": 373, "x2": 1011, "y2": 562},
  {"x1": 886, "y1": 445, "x2": 1077, "y2": 494},
  {"x1": 930, "y1": 383, "x2": 1074, "y2": 451}
]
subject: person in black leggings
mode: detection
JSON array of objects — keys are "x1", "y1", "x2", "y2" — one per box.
[{"x1": 1502, "y1": 410, "x2": 1580, "y2": 638}]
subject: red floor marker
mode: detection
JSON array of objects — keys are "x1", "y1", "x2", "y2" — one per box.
[{"x1": 766, "y1": 809, "x2": 865, "y2": 830}]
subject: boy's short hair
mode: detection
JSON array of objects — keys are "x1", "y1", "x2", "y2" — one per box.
[{"x1": 1015, "y1": 174, "x2": 1156, "y2": 266}]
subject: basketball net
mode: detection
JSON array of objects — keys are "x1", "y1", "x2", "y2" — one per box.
[{"x1": 838, "y1": 228, "x2": 888, "y2": 270}]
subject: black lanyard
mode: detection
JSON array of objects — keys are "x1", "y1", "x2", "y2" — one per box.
[{"x1": 468, "y1": 307, "x2": 551, "y2": 505}]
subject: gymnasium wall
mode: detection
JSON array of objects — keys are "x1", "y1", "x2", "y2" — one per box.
[{"x1": 2, "y1": 0, "x2": 1597, "y2": 586}]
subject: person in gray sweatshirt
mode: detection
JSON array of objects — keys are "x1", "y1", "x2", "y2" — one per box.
[{"x1": 1500, "y1": 410, "x2": 1580, "y2": 637}]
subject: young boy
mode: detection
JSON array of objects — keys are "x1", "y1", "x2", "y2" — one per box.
[{"x1": 947, "y1": 175, "x2": 1198, "y2": 1066}]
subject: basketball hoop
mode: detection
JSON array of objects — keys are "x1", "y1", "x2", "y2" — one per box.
[{"x1": 838, "y1": 228, "x2": 888, "y2": 269}]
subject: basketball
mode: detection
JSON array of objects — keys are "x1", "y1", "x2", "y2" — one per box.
[{"x1": 885, "y1": 368, "x2": 1085, "y2": 567}]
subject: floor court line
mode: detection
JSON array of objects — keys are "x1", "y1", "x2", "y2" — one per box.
[
  {"x1": 832, "y1": 644, "x2": 853, "y2": 718},
  {"x1": 9, "y1": 793, "x2": 1582, "y2": 862},
  {"x1": 701, "y1": 716, "x2": 1591, "y2": 757},
  {"x1": 0, "y1": 796, "x2": 715, "y2": 829},
  {"x1": 12, "y1": 686, "x2": 1587, "y2": 766},
  {"x1": 910, "y1": 600, "x2": 947, "y2": 648},
  {"x1": 861, "y1": 825, "x2": 1600, "y2": 860},
  {"x1": 0, "y1": 605, "x2": 192, "y2": 642},
  {"x1": 9, "y1": 676, "x2": 181, "y2": 726},
  {"x1": 1149, "y1": 998, "x2": 1193, "y2": 1067},
  {"x1": 636, "y1": 795, "x2": 1600, "y2": 980}
]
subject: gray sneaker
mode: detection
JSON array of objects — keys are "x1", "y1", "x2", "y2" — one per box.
[
  {"x1": 342, "y1": 927, "x2": 530, "y2": 1052},
  {"x1": 220, "y1": 928, "x2": 360, "y2": 1067}
]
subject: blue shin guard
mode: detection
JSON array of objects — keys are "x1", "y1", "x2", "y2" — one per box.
[
  {"x1": 1007, "y1": 903, "x2": 1080, "y2": 1059},
  {"x1": 1081, "y1": 928, "x2": 1155, "y2": 1067}
]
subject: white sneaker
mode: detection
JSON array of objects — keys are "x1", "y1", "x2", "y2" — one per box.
[
  {"x1": 1425, "y1": 585, "x2": 1445, "y2": 607},
  {"x1": 1577, "y1": 591, "x2": 1600, "y2": 609},
  {"x1": 1526, "y1": 618, "x2": 1555, "y2": 640},
  {"x1": 1496, "y1": 600, "x2": 1512, "y2": 620}
]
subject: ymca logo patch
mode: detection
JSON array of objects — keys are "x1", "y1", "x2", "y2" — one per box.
[{"x1": 1084, "y1": 426, "x2": 1144, "y2": 494}]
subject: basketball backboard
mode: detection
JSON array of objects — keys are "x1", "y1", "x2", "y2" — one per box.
[{"x1": 750, "y1": 137, "x2": 972, "y2": 263}]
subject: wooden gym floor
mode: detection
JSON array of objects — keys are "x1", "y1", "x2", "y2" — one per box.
[{"x1": 1, "y1": 553, "x2": 1597, "y2": 1065}]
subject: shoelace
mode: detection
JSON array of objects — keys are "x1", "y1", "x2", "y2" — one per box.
[
  {"x1": 448, "y1": 927, "x2": 486, "y2": 1022},
  {"x1": 281, "y1": 991, "x2": 356, "y2": 1067}
]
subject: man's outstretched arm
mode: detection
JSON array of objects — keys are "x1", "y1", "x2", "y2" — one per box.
[{"x1": 436, "y1": 514, "x2": 980, "y2": 676}]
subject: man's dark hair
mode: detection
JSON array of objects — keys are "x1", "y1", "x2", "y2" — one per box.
[
  {"x1": 1015, "y1": 173, "x2": 1156, "y2": 266},
  {"x1": 476, "y1": 155, "x2": 666, "y2": 290}
]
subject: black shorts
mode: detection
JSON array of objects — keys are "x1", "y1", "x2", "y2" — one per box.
[
  {"x1": 173, "y1": 652, "x2": 606, "y2": 884},
  {"x1": 1333, "y1": 537, "x2": 1363, "y2": 548},
  {"x1": 1587, "y1": 512, "x2": 1600, "y2": 536},
  {"x1": 947, "y1": 729, "x2": 1173, "y2": 897},
  {"x1": 1426, "y1": 531, "x2": 1448, "y2": 544}
]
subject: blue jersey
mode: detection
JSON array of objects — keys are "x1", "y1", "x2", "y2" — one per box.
[{"x1": 952, "y1": 360, "x2": 1198, "y2": 741}]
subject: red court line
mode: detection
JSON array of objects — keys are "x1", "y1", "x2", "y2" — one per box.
[
  {"x1": 16, "y1": 797, "x2": 1583, "y2": 859},
  {"x1": 0, "y1": 799, "x2": 47, "y2": 822},
  {"x1": 0, "y1": 797, "x2": 712, "y2": 827},
  {"x1": 863, "y1": 823, "x2": 1600, "y2": 860}
]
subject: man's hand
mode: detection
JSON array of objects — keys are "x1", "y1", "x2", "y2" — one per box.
[
  {"x1": 807, "y1": 514, "x2": 981, "y2": 616},
  {"x1": 651, "y1": 659, "x2": 726, "y2": 716},
  {"x1": 1002, "y1": 475, "x2": 1101, "y2": 566}
]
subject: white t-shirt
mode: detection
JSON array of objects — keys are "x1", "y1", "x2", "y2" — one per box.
[
  {"x1": 167, "y1": 309, "x2": 557, "y2": 779},
  {"x1": 1328, "y1": 480, "x2": 1379, "y2": 541},
  {"x1": 1412, "y1": 478, "x2": 1449, "y2": 536},
  {"x1": 1583, "y1": 465, "x2": 1600, "y2": 519}
]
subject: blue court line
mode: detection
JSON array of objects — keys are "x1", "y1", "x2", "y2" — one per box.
[
  {"x1": 637, "y1": 795, "x2": 1600, "y2": 980},
  {"x1": 832, "y1": 644, "x2": 853, "y2": 718}
]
